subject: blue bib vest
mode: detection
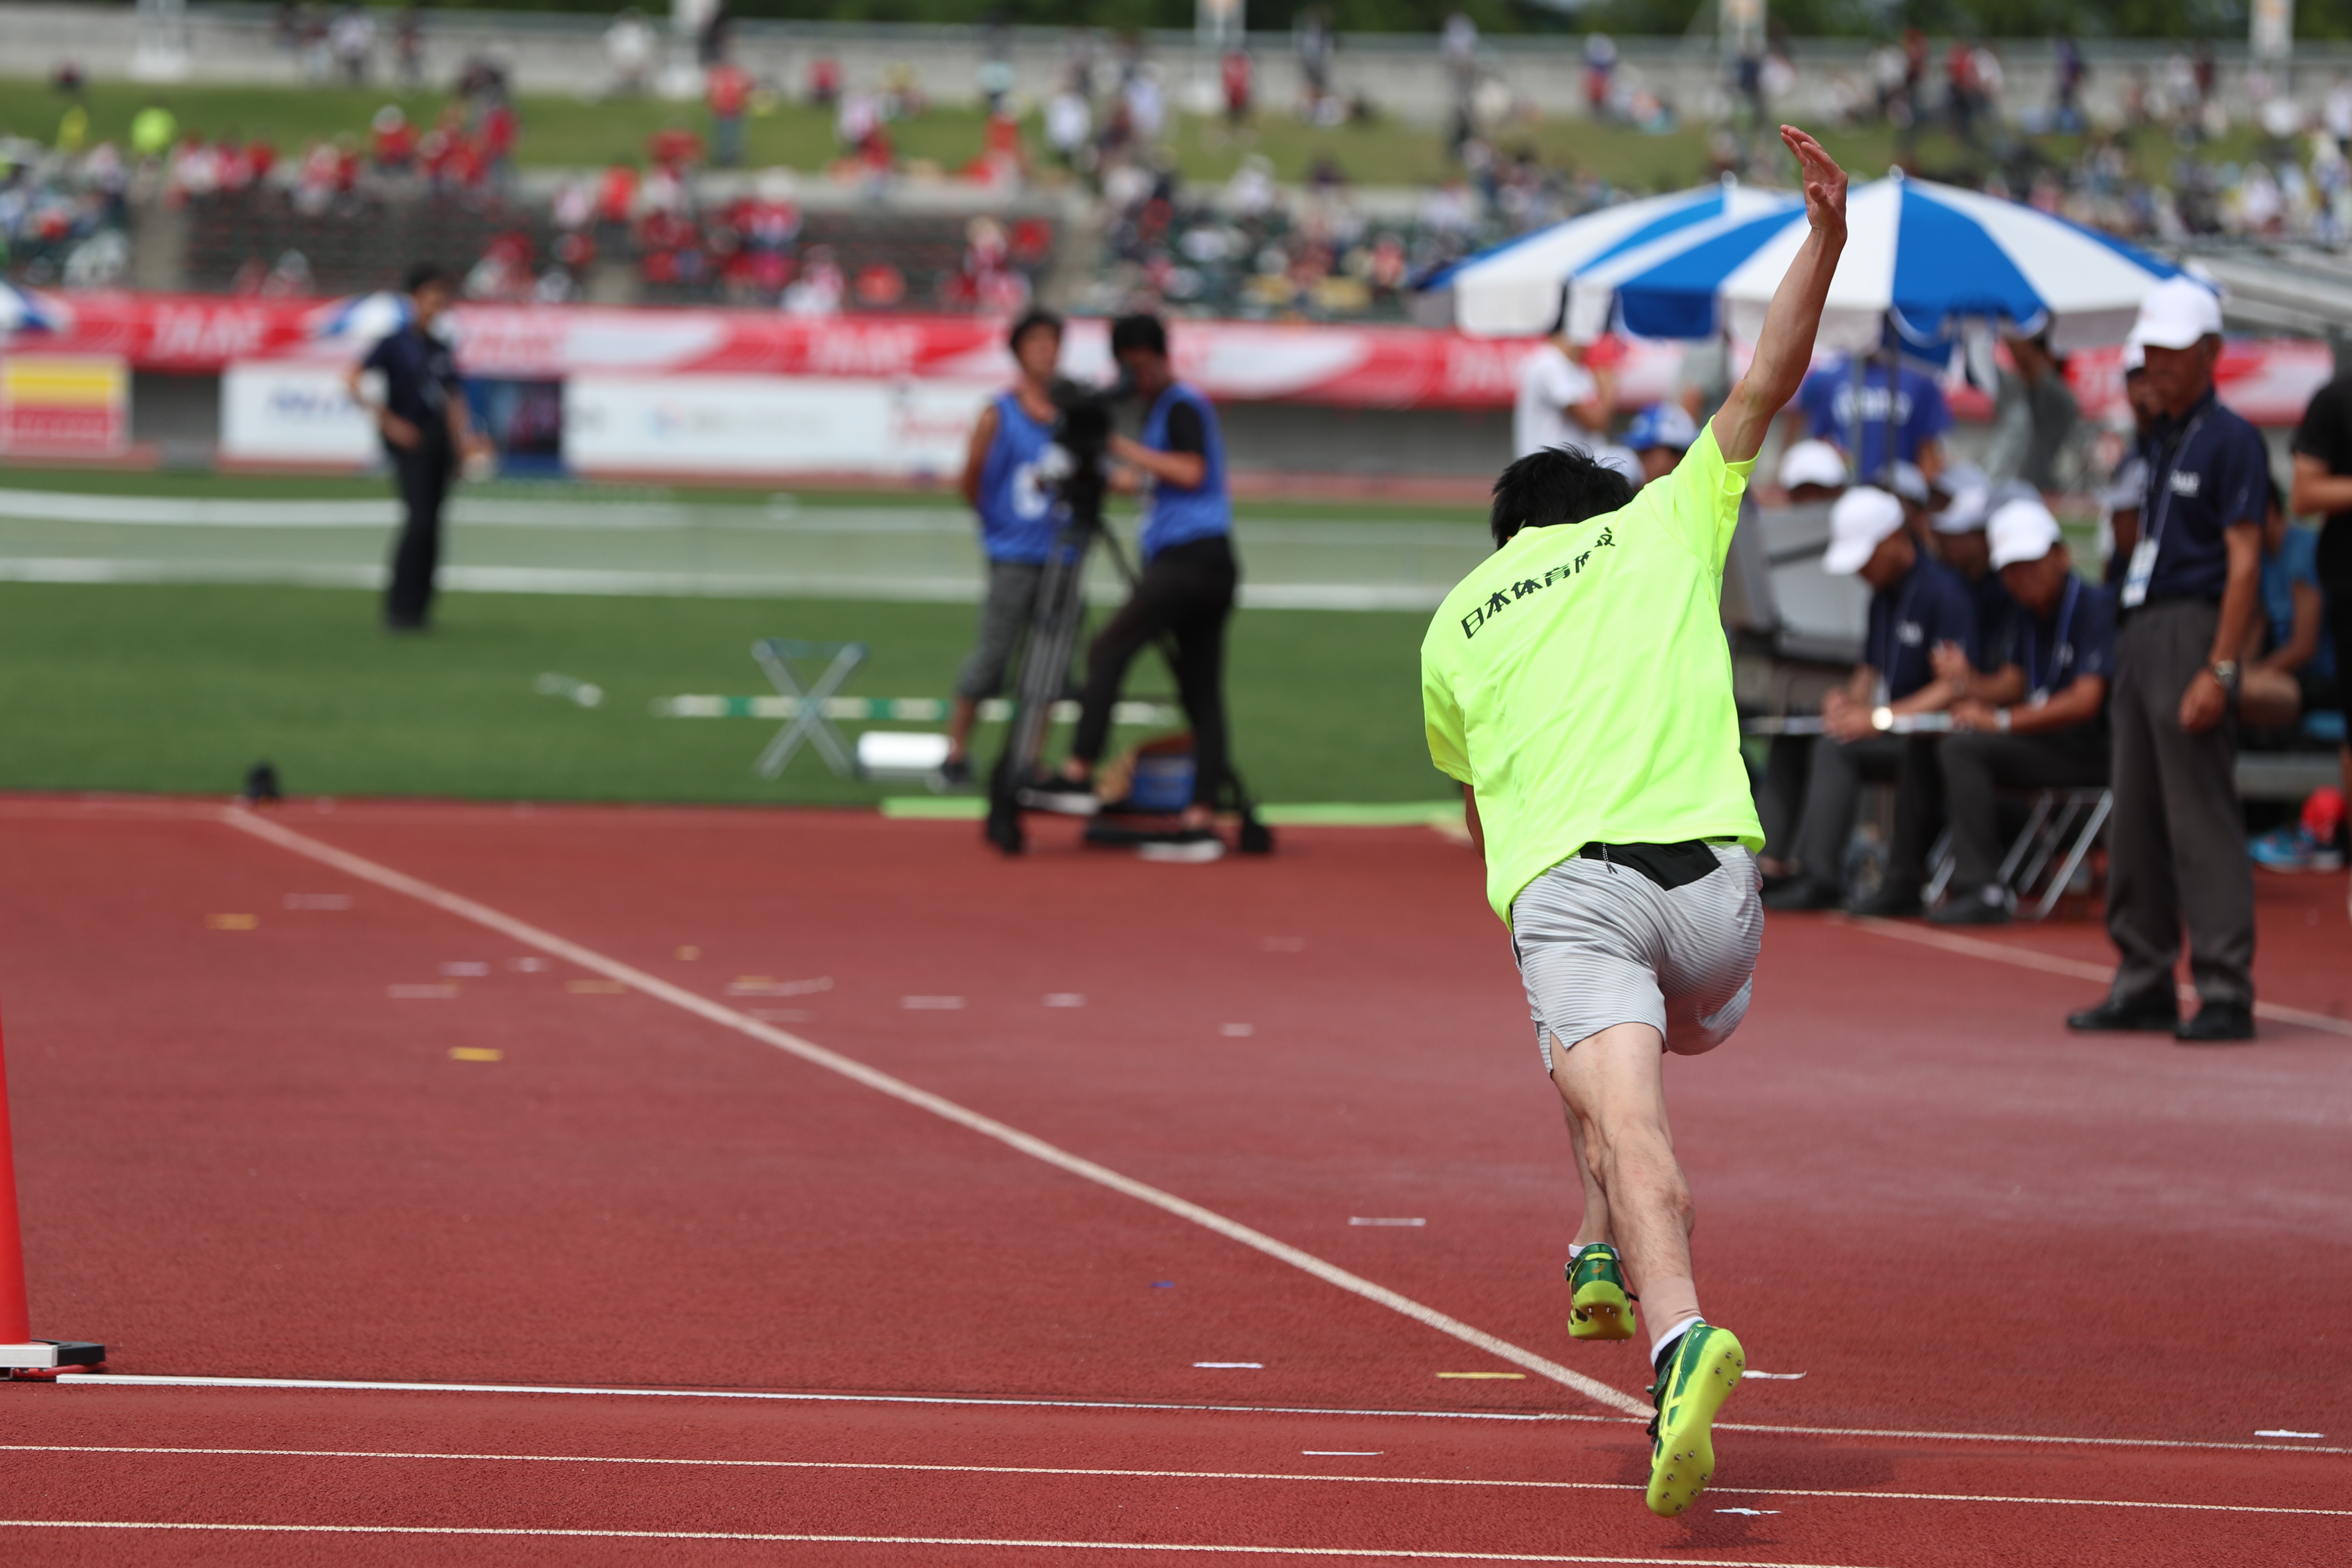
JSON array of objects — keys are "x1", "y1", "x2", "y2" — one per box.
[
  {"x1": 1139, "y1": 381, "x2": 1231, "y2": 562},
  {"x1": 975, "y1": 390, "x2": 1061, "y2": 564}
]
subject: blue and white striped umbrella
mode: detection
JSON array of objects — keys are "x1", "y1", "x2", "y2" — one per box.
[
  {"x1": 1413, "y1": 179, "x2": 1801, "y2": 338},
  {"x1": 0, "y1": 280, "x2": 67, "y2": 334},
  {"x1": 1575, "y1": 171, "x2": 2186, "y2": 352}
]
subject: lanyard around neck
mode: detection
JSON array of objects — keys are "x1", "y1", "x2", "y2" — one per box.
[
  {"x1": 2144, "y1": 408, "x2": 2211, "y2": 561},
  {"x1": 2023, "y1": 576, "x2": 2080, "y2": 701},
  {"x1": 1873, "y1": 568, "x2": 1923, "y2": 686}
]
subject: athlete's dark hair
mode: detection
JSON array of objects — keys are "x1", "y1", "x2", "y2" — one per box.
[
  {"x1": 1109, "y1": 312, "x2": 1169, "y2": 359},
  {"x1": 1488, "y1": 446, "x2": 1636, "y2": 549},
  {"x1": 403, "y1": 261, "x2": 451, "y2": 294},
  {"x1": 1007, "y1": 308, "x2": 1064, "y2": 353}
]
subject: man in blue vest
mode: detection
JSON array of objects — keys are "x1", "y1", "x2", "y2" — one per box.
[
  {"x1": 1027, "y1": 313, "x2": 1237, "y2": 850},
  {"x1": 943, "y1": 308, "x2": 1066, "y2": 786}
]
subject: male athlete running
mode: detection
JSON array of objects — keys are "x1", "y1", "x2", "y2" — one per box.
[{"x1": 1421, "y1": 126, "x2": 1847, "y2": 1519}]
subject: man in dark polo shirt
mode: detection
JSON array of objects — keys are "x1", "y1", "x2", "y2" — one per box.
[
  {"x1": 2067, "y1": 278, "x2": 2265, "y2": 1043},
  {"x1": 342, "y1": 262, "x2": 489, "y2": 631},
  {"x1": 2288, "y1": 368, "x2": 2352, "y2": 811},
  {"x1": 1762, "y1": 484, "x2": 1978, "y2": 912},
  {"x1": 1931, "y1": 499, "x2": 2114, "y2": 925}
]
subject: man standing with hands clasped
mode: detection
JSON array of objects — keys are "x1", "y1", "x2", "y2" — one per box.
[
  {"x1": 1421, "y1": 127, "x2": 1847, "y2": 1519},
  {"x1": 2066, "y1": 277, "x2": 2264, "y2": 1042},
  {"x1": 344, "y1": 262, "x2": 491, "y2": 633}
]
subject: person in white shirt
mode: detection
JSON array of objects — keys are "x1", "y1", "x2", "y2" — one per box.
[{"x1": 1514, "y1": 334, "x2": 1614, "y2": 461}]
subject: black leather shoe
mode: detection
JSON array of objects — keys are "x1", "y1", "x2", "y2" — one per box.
[
  {"x1": 1930, "y1": 888, "x2": 2012, "y2": 925},
  {"x1": 2176, "y1": 1003, "x2": 2256, "y2": 1043},
  {"x1": 1847, "y1": 885, "x2": 1923, "y2": 919},
  {"x1": 1763, "y1": 877, "x2": 1842, "y2": 912},
  {"x1": 2065, "y1": 996, "x2": 2180, "y2": 1033}
]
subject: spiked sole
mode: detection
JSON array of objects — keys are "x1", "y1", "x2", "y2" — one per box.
[
  {"x1": 1645, "y1": 1326, "x2": 1745, "y2": 1518},
  {"x1": 1568, "y1": 1279, "x2": 1637, "y2": 1341}
]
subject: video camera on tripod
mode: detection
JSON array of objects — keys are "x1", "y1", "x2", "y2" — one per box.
[{"x1": 981, "y1": 377, "x2": 1271, "y2": 858}]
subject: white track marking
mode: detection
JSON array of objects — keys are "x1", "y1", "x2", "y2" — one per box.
[
  {"x1": 45, "y1": 1374, "x2": 2352, "y2": 1458},
  {"x1": 3, "y1": 1443, "x2": 2348, "y2": 1518},
  {"x1": 216, "y1": 808, "x2": 1647, "y2": 1418},
  {"x1": 1834, "y1": 916, "x2": 2352, "y2": 1038},
  {"x1": 0, "y1": 1525, "x2": 1871, "y2": 1565},
  {"x1": 51, "y1": 1374, "x2": 1611, "y2": 1423}
]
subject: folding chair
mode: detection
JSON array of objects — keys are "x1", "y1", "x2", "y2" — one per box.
[
  {"x1": 750, "y1": 639, "x2": 867, "y2": 780},
  {"x1": 1923, "y1": 787, "x2": 2111, "y2": 921},
  {"x1": 2000, "y1": 787, "x2": 2111, "y2": 921}
]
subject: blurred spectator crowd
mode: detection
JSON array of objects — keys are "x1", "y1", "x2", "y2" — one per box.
[{"x1": 19, "y1": 15, "x2": 2352, "y2": 315}]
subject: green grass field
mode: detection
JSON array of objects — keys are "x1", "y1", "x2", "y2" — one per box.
[
  {"x1": 0, "y1": 463, "x2": 1490, "y2": 525},
  {"x1": 0, "y1": 75, "x2": 2259, "y2": 194},
  {"x1": 0, "y1": 580, "x2": 1444, "y2": 807}
]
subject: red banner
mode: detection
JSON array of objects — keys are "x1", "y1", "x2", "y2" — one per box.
[{"x1": 2, "y1": 291, "x2": 2332, "y2": 426}]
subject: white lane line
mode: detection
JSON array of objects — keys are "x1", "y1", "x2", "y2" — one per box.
[
  {"x1": 52, "y1": 1375, "x2": 1612, "y2": 1424},
  {"x1": 5, "y1": 1443, "x2": 2349, "y2": 1518},
  {"x1": 217, "y1": 808, "x2": 1647, "y2": 1418},
  {"x1": 0, "y1": 1525, "x2": 1873, "y2": 1565},
  {"x1": 1833, "y1": 916, "x2": 2352, "y2": 1038},
  {"x1": 49, "y1": 1372, "x2": 2352, "y2": 1461}
]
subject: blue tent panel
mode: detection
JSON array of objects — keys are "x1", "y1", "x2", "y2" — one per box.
[{"x1": 1611, "y1": 208, "x2": 1801, "y2": 339}]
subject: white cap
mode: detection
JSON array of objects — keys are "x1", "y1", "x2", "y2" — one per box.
[
  {"x1": 2128, "y1": 276, "x2": 2223, "y2": 352},
  {"x1": 1779, "y1": 438, "x2": 1849, "y2": 492},
  {"x1": 1823, "y1": 486, "x2": 1908, "y2": 576},
  {"x1": 2121, "y1": 340, "x2": 2145, "y2": 374},
  {"x1": 1987, "y1": 497, "x2": 2063, "y2": 570},
  {"x1": 1932, "y1": 477, "x2": 1992, "y2": 534},
  {"x1": 1886, "y1": 461, "x2": 1931, "y2": 505},
  {"x1": 1932, "y1": 459, "x2": 1985, "y2": 499}
]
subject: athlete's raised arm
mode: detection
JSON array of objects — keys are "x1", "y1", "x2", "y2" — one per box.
[{"x1": 1712, "y1": 126, "x2": 1848, "y2": 466}]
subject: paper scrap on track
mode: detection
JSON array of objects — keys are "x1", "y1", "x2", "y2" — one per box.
[
  {"x1": 1194, "y1": 1362, "x2": 1264, "y2": 1369},
  {"x1": 217, "y1": 806, "x2": 1654, "y2": 1420},
  {"x1": 1351, "y1": 1218, "x2": 1426, "y2": 1227}
]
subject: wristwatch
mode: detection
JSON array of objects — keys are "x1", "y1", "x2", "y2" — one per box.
[
  {"x1": 2208, "y1": 659, "x2": 2240, "y2": 693},
  {"x1": 1995, "y1": 708, "x2": 2012, "y2": 733}
]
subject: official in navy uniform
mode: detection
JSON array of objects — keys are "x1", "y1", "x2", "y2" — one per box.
[
  {"x1": 2067, "y1": 278, "x2": 2265, "y2": 1043},
  {"x1": 344, "y1": 263, "x2": 490, "y2": 631},
  {"x1": 1932, "y1": 500, "x2": 2115, "y2": 925}
]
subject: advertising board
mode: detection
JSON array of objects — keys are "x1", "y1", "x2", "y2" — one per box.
[{"x1": 0, "y1": 354, "x2": 128, "y2": 456}]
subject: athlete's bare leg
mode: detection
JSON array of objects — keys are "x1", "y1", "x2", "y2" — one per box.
[
  {"x1": 1561, "y1": 1102, "x2": 1613, "y2": 1250},
  {"x1": 1550, "y1": 1022, "x2": 1699, "y2": 1342}
]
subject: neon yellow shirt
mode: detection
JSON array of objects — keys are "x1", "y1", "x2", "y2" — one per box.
[{"x1": 1421, "y1": 425, "x2": 1764, "y2": 926}]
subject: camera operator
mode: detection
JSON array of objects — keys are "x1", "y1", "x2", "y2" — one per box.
[
  {"x1": 1027, "y1": 313, "x2": 1237, "y2": 842},
  {"x1": 942, "y1": 308, "x2": 1066, "y2": 787}
]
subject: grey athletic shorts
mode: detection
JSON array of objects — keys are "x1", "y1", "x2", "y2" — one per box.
[
  {"x1": 954, "y1": 560, "x2": 1047, "y2": 701},
  {"x1": 1510, "y1": 842, "x2": 1763, "y2": 1071}
]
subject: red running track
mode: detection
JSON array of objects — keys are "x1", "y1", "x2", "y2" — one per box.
[{"x1": 0, "y1": 796, "x2": 2346, "y2": 1565}]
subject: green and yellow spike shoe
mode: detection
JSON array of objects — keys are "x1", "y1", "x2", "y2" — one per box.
[
  {"x1": 1565, "y1": 1245, "x2": 1639, "y2": 1341},
  {"x1": 1644, "y1": 1323, "x2": 1745, "y2": 1518}
]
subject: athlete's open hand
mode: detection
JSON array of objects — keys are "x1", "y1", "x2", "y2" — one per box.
[{"x1": 1780, "y1": 125, "x2": 1847, "y2": 241}]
